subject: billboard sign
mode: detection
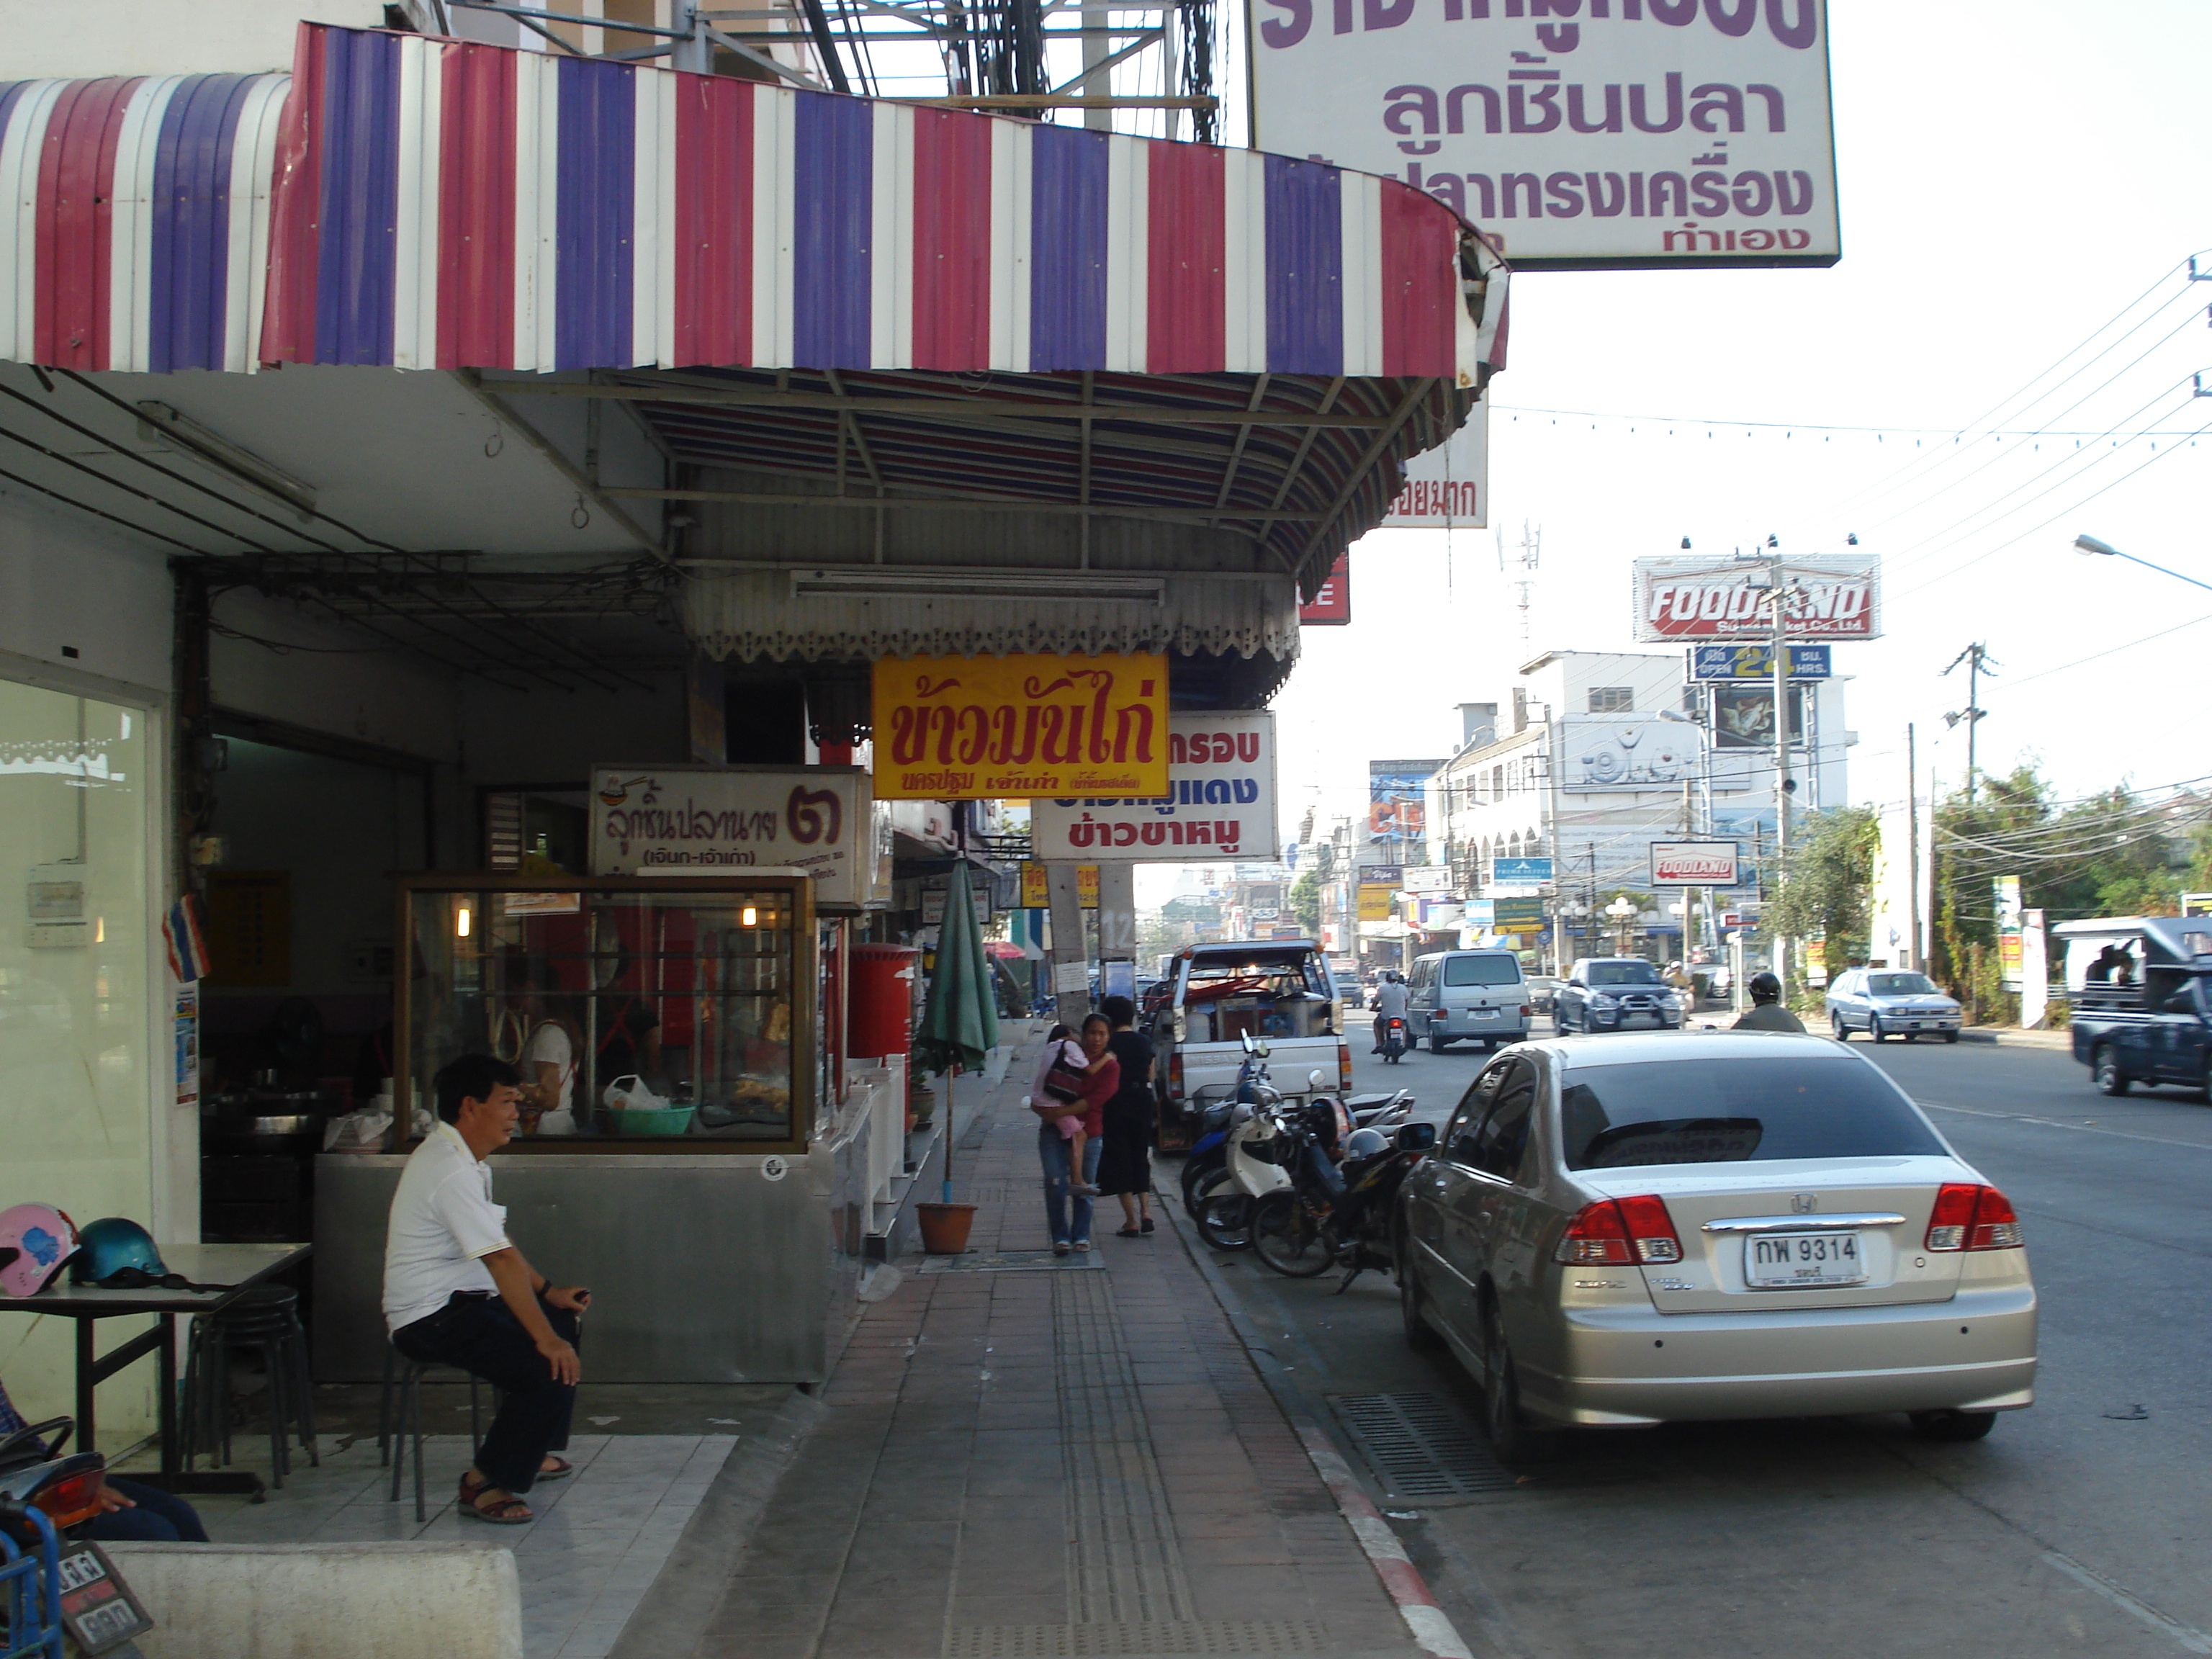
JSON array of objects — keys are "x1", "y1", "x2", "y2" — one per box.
[
  {"x1": 1712, "y1": 683, "x2": 1807, "y2": 750},
  {"x1": 1651, "y1": 840, "x2": 1741, "y2": 887},
  {"x1": 1030, "y1": 714, "x2": 1279, "y2": 861},
  {"x1": 1491, "y1": 855, "x2": 1554, "y2": 885},
  {"x1": 1560, "y1": 715, "x2": 1693, "y2": 792},
  {"x1": 1995, "y1": 875, "x2": 2024, "y2": 991},
  {"x1": 1493, "y1": 898, "x2": 1546, "y2": 929},
  {"x1": 1382, "y1": 415, "x2": 1487, "y2": 528},
  {"x1": 1370, "y1": 760, "x2": 1445, "y2": 839},
  {"x1": 1357, "y1": 883, "x2": 1397, "y2": 922},
  {"x1": 590, "y1": 765, "x2": 879, "y2": 905},
  {"x1": 871, "y1": 652, "x2": 1170, "y2": 799},
  {"x1": 1633, "y1": 555, "x2": 1881, "y2": 642},
  {"x1": 1690, "y1": 644, "x2": 1831, "y2": 680},
  {"x1": 1248, "y1": 0, "x2": 1838, "y2": 271},
  {"x1": 1403, "y1": 865, "x2": 1453, "y2": 894},
  {"x1": 1300, "y1": 554, "x2": 1351, "y2": 625}
]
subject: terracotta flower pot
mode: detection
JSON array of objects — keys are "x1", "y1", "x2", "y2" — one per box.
[{"x1": 915, "y1": 1202, "x2": 976, "y2": 1254}]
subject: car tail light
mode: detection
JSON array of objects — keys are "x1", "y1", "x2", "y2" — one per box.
[
  {"x1": 1520, "y1": 1004, "x2": 1534, "y2": 1016},
  {"x1": 1555, "y1": 1196, "x2": 1681, "y2": 1266},
  {"x1": 1338, "y1": 1043, "x2": 1353, "y2": 1091},
  {"x1": 1167, "y1": 1053, "x2": 1184, "y2": 1100},
  {"x1": 32, "y1": 1467, "x2": 104, "y2": 1529},
  {"x1": 1966, "y1": 1186, "x2": 2023, "y2": 1250},
  {"x1": 1925, "y1": 1183, "x2": 2022, "y2": 1251}
]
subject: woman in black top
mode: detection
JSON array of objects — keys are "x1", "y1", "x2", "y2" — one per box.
[{"x1": 1094, "y1": 995, "x2": 1158, "y2": 1236}]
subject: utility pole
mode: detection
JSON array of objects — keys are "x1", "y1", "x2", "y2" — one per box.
[
  {"x1": 1768, "y1": 548, "x2": 1794, "y2": 990},
  {"x1": 1942, "y1": 643, "x2": 1996, "y2": 802},
  {"x1": 1906, "y1": 722, "x2": 1923, "y2": 971}
]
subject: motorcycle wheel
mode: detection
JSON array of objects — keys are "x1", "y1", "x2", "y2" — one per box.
[
  {"x1": 1179, "y1": 1150, "x2": 1225, "y2": 1210},
  {"x1": 1191, "y1": 1168, "x2": 1254, "y2": 1252},
  {"x1": 1250, "y1": 1190, "x2": 1336, "y2": 1277}
]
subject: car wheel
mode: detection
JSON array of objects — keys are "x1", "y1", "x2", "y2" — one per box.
[
  {"x1": 1429, "y1": 1035, "x2": 1452, "y2": 1053},
  {"x1": 1870, "y1": 1015, "x2": 1888, "y2": 1043},
  {"x1": 1480, "y1": 1298, "x2": 1542, "y2": 1462},
  {"x1": 1943, "y1": 1030, "x2": 1960, "y2": 1045},
  {"x1": 1910, "y1": 1409, "x2": 1997, "y2": 1442},
  {"x1": 1399, "y1": 1249, "x2": 1444, "y2": 1354},
  {"x1": 2094, "y1": 1045, "x2": 2131, "y2": 1096},
  {"x1": 1832, "y1": 1013, "x2": 1851, "y2": 1042}
]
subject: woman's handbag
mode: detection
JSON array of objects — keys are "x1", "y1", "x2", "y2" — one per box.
[{"x1": 1041, "y1": 1046, "x2": 1087, "y2": 1105}]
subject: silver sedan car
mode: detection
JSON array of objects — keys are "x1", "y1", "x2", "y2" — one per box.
[
  {"x1": 1395, "y1": 1031, "x2": 2036, "y2": 1457},
  {"x1": 1825, "y1": 967, "x2": 1963, "y2": 1043}
]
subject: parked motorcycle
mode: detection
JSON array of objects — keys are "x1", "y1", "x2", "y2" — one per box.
[
  {"x1": 1177, "y1": 1035, "x2": 1282, "y2": 1213},
  {"x1": 1249, "y1": 1120, "x2": 1438, "y2": 1284},
  {"x1": 0, "y1": 1414, "x2": 155, "y2": 1658}
]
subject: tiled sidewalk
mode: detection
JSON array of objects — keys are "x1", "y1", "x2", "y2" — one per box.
[{"x1": 678, "y1": 1033, "x2": 1427, "y2": 1659}]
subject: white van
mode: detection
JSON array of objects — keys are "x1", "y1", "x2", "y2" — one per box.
[{"x1": 1406, "y1": 949, "x2": 1530, "y2": 1052}]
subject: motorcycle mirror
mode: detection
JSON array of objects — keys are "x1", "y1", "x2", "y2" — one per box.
[
  {"x1": 1240, "y1": 1032, "x2": 1256, "y2": 1054},
  {"x1": 1395, "y1": 1122, "x2": 1437, "y2": 1153},
  {"x1": 1255, "y1": 1040, "x2": 1270, "y2": 1057},
  {"x1": 1308, "y1": 1069, "x2": 1328, "y2": 1089}
]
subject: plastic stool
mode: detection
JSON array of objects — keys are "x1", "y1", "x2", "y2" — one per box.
[
  {"x1": 180, "y1": 1285, "x2": 318, "y2": 1488},
  {"x1": 377, "y1": 1344, "x2": 485, "y2": 1524}
]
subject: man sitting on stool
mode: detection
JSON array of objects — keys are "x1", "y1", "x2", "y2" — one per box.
[{"x1": 382, "y1": 1054, "x2": 592, "y2": 1525}]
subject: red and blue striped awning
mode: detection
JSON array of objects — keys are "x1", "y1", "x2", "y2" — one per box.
[{"x1": 0, "y1": 24, "x2": 1501, "y2": 384}]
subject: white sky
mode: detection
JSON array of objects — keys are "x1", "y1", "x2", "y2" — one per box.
[{"x1": 1136, "y1": 0, "x2": 2212, "y2": 907}]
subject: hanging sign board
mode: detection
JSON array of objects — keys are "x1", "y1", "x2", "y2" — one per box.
[
  {"x1": 871, "y1": 653, "x2": 1170, "y2": 800},
  {"x1": 1248, "y1": 0, "x2": 1838, "y2": 271},
  {"x1": 1690, "y1": 643, "x2": 1831, "y2": 680},
  {"x1": 1650, "y1": 840, "x2": 1742, "y2": 887},
  {"x1": 1300, "y1": 554, "x2": 1352, "y2": 625},
  {"x1": 1491, "y1": 856, "x2": 1553, "y2": 884},
  {"x1": 1020, "y1": 863, "x2": 1100, "y2": 908},
  {"x1": 1358, "y1": 884, "x2": 1397, "y2": 922},
  {"x1": 1030, "y1": 714, "x2": 1279, "y2": 862},
  {"x1": 1403, "y1": 865, "x2": 1453, "y2": 894},
  {"x1": 1633, "y1": 555, "x2": 1881, "y2": 641},
  {"x1": 590, "y1": 765, "x2": 876, "y2": 906},
  {"x1": 1381, "y1": 415, "x2": 1487, "y2": 528}
]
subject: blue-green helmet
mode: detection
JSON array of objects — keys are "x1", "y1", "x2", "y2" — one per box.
[{"x1": 69, "y1": 1218, "x2": 166, "y2": 1285}]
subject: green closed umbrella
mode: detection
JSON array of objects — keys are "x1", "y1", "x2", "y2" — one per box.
[{"x1": 913, "y1": 872, "x2": 1000, "y2": 1203}]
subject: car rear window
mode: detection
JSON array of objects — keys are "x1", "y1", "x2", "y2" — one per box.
[
  {"x1": 1442, "y1": 956, "x2": 1521, "y2": 986},
  {"x1": 1558, "y1": 1057, "x2": 1945, "y2": 1170},
  {"x1": 1586, "y1": 961, "x2": 1660, "y2": 986}
]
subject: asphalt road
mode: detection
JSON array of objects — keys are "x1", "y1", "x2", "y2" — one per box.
[{"x1": 1187, "y1": 1013, "x2": 2212, "y2": 1659}]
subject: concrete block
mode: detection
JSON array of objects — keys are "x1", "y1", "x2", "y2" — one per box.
[{"x1": 104, "y1": 1541, "x2": 522, "y2": 1659}]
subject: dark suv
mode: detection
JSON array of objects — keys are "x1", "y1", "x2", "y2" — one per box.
[{"x1": 1553, "y1": 957, "x2": 1686, "y2": 1033}]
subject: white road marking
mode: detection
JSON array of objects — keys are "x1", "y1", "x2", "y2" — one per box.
[
  {"x1": 1920, "y1": 1100, "x2": 2212, "y2": 1153},
  {"x1": 2041, "y1": 1550, "x2": 2212, "y2": 1655}
]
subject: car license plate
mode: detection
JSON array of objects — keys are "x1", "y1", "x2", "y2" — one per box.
[
  {"x1": 1745, "y1": 1231, "x2": 1866, "y2": 1288},
  {"x1": 1473, "y1": 1008, "x2": 1496, "y2": 1019}
]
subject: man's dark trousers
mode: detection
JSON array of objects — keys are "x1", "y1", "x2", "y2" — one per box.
[{"x1": 392, "y1": 1292, "x2": 578, "y2": 1494}]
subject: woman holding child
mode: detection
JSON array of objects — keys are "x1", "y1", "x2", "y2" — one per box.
[{"x1": 1031, "y1": 1013, "x2": 1118, "y2": 1256}]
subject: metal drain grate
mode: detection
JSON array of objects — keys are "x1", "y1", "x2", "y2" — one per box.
[
  {"x1": 945, "y1": 1619, "x2": 1331, "y2": 1657},
  {"x1": 1331, "y1": 1391, "x2": 1518, "y2": 1498},
  {"x1": 917, "y1": 1248, "x2": 1100, "y2": 1273}
]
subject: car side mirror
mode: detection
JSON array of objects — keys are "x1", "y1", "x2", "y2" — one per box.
[
  {"x1": 1568, "y1": 979, "x2": 1584, "y2": 989},
  {"x1": 1396, "y1": 1122, "x2": 1437, "y2": 1153}
]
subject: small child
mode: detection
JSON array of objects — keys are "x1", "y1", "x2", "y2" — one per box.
[{"x1": 1031, "y1": 1023, "x2": 1098, "y2": 1195}]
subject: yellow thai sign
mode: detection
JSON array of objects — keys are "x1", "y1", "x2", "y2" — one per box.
[
  {"x1": 1020, "y1": 863, "x2": 1100, "y2": 909},
  {"x1": 872, "y1": 653, "x2": 1170, "y2": 801},
  {"x1": 1357, "y1": 884, "x2": 1396, "y2": 922}
]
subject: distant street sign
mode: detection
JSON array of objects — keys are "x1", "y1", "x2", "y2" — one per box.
[
  {"x1": 1492, "y1": 898, "x2": 1546, "y2": 929},
  {"x1": 1690, "y1": 644, "x2": 1832, "y2": 680},
  {"x1": 1491, "y1": 856, "x2": 1554, "y2": 885}
]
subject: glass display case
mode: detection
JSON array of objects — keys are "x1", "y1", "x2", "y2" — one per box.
[{"x1": 395, "y1": 875, "x2": 816, "y2": 1152}]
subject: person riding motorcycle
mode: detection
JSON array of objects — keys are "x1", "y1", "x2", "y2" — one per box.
[
  {"x1": 1733, "y1": 971, "x2": 1807, "y2": 1033},
  {"x1": 1370, "y1": 972, "x2": 1412, "y2": 1053}
]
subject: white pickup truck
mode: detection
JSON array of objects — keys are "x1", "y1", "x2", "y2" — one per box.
[{"x1": 1148, "y1": 940, "x2": 1353, "y2": 1148}]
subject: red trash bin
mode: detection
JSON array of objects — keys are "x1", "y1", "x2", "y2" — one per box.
[{"x1": 848, "y1": 944, "x2": 921, "y2": 1059}]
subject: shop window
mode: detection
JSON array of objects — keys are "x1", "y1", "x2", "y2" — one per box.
[{"x1": 1588, "y1": 686, "x2": 1634, "y2": 714}]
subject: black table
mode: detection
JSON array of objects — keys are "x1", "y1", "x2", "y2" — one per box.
[{"x1": 0, "y1": 1241, "x2": 312, "y2": 1498}]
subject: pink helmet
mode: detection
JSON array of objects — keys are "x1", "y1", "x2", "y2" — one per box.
[{"x1": 0, "y1": 1204, "x2": 80, "y2": 1298}]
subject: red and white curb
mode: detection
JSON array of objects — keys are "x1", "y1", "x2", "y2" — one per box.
[{"x1": 1294, "y1": 1421, "x2": 1476, "y2": 1659}]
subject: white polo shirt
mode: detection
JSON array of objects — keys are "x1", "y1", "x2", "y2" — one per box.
[{"x1": 382, "y1": 1120, "x2": 513, "y2": 1334}]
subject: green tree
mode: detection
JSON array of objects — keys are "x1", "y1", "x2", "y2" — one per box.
[
  {"x1": 1767, "y1": 805, "x2": 1879, "y2": 976},
  {"x1": 1289, "y1": 869, "x2": 1321, "y2": 934}
]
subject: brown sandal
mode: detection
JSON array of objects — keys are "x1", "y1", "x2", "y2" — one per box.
[{"x1": 457, "y1": 1475, "x2": 534, "y2": 1525}]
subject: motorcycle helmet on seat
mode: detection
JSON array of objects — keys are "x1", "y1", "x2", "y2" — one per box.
[
  {"x1": 0, "y1": 1204, "x2": 80, "y2": 1298},
  {"x1": 70, "y1": 1218, "x2": 168, "y2": 1287},
  {"x1": 1342, "y1": 1127, "x2": 1390, "y2": 1161}
]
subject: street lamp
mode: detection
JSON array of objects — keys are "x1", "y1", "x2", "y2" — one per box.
[
  {"x1": 1605, "y1": 894, "x2": 1638, "y2": 955},
  {"x1": 2074, "y1": 534, "x2": 2212, "y2": 597}
]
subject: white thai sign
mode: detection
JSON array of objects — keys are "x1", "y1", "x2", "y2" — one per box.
[
  {"x1": 1382, "y1": 413, "x2": 1487, "y2": 528},
  {"x1": 1249, "y1": 0, "x2": 1838, "y2": 271},
  {"x1": 590, "y1": 765, "x2": 878, "y2": 905},
  {"x1": 1030, "y1": 714, "x2": 1279, "y2": 861}
]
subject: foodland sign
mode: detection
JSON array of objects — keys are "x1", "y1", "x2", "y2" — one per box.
[
  {"x1": 1632, "y1": 555, "x2": 1880, "y2": 642},
  {"x1": 1248, "y1": 0, "x2": 1838, "y2": 271},
  {"x1": 1030, "y1": 714, "x2": 1280, "y2": 862},
  {"x1": 1650, "y1": 840, "x2": 1742, "y2": 887}
]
